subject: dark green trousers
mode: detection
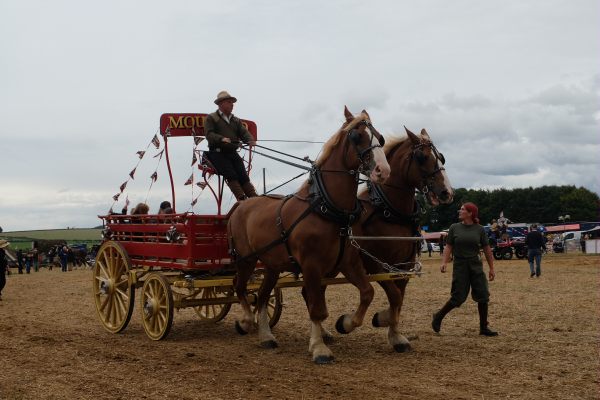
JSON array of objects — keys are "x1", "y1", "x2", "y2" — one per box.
[{"x1": 449, "y1": 256, "x2": 489, "y2": 307}]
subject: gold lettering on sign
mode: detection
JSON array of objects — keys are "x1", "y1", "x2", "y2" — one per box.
[
  {"x1": 169, "y1": 116, "x2": 184, "y2": 129},
  {"x1": 184, "y1": 116, "x2": 194, "y2": 128}
]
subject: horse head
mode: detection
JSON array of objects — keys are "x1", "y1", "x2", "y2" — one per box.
[
  {"x1": 342, "y1": 106, "x2": 390, "y2": 184},
  {"x1": 402, "y1": 127, "x2": 453, "y2": 206}
]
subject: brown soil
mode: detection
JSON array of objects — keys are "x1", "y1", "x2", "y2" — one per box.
[{"x1": 1, "y1": 253, "x2": 598, "y2": 399}]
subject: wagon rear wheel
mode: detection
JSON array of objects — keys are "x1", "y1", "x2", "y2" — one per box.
[
  {"x1": 92, "y1": 241, "x2": 135, "y2": 334},
  {"x1": 193, "y1": 287, "x2": 233, "y2": 322},
  {"x1": 141, "y1": 273, "x2": 174, "y2": 340}
]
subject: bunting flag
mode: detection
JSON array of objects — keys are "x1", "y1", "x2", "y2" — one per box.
[
  {"x1": 112, "y1": 193, "x2": 120, "y2": 201},
  {"x1": 125, "y1": 195, "x2": 130, "y2": 208},
  {"x1": 136, "y1": 150, "x2": 146, "y2": 159},
  {"x1": 152, "y1": 134, "x2": 161, "y2": 149},
  {"x1": 150, "y1": 171, "x2": 158, "y2": 182},
  {"x1": 191, "y1": 198, "x2": 198, "y2": 206},
  {"x1": 193, "y1": 136, "x2": 204, "y2": 146},
  {"x1": 153, "y1": 149, "x2": 164, "y2": 158},
  {"x1": 184, "y1": 174, "x2": 194, "y2": 185},
  {"x1": 129, "y1": 167, "x2": 137, "y2": 179},
  {"x1": 108, "y1": 207, "x2": 114, "y2": 214},
  {"x1": 191, "y1": 151, "x2": 198, "y2": 166},
  {"x1": 119, "y1": 181, "x2": 127, "y2": 193}
]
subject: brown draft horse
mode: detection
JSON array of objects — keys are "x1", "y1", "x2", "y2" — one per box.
[
  {"x1": 344, "y1": 127, "x2": 453, "y2": 352},
  {"x1": 228, "y1": 107, "x2": 391, "y2": 364}
]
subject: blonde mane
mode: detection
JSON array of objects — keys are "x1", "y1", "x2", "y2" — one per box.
[
  {"x1": 316, "y1": 113, "x2": 370, "y2": 166},
  {"x1": 383, "y1": 135, "x2": 409, "y2": 155}
]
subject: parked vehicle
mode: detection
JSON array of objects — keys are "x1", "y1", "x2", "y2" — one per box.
[{"x1": 493, "y1": 237, "x2": 527, "y2": 260}]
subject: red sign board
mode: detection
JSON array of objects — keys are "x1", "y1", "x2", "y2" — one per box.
[{"x1": 159, "y1": 113, "x2": 257, "y2": 139}]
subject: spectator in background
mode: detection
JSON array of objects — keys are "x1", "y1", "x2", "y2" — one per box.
[
  {"x1": 33, "y1": 248, "x2": 39, "y2": 272},
  {"x1": 525, "y1": 224, "x2": 545, "y2": 278},
  {"x1": 24, "y1": 252, "x2": 32, "y2": 274},
  {"x1": 427, "y1": 241, "x2": 433, "y2": 257},
  {"x1": 16, "y1": 248, "x2": 23, "y2": 274},
  {"x1": 59, "y1": 246, "x2": 69, "y2": 272},
  {"x1": 0, "y1": 239, "x2": 9, "y2": 300},
  {"x1": 158, "y1": 201, "x2": 173, "y2": 214}
]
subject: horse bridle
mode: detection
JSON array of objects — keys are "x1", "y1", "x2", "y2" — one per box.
[
  {"x1": 344, "y1": 119, "x2": 386, "y2": 176},
  {"x1": 405, "y1": 139, "x2": 446, "y2": 195}
]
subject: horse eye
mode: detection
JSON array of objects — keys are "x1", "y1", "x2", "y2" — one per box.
[{"x1": 415, "y1": 150, "x2": 427, "y2": 164}]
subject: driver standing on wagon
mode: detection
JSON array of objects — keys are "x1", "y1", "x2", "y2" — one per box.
[{"x1": 205, "y1": 90, "x2": 258, "y2": 201}]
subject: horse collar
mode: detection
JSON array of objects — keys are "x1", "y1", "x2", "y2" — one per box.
[{"x1": 308, "y1": 168, "x2": 363, "y2": 226}]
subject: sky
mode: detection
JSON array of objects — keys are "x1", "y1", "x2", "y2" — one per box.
[{"x1": 1, "y1": 0, "x2": 599, "y2": 231}]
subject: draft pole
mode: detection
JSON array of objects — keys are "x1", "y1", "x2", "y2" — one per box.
[{"x1": 263, "y1": 168, "x2": 266, "y2": 195}]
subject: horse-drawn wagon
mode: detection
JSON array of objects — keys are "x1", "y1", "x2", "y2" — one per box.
[{"x1": 93, "y1": 109, "x2": 453, "y2": 363}]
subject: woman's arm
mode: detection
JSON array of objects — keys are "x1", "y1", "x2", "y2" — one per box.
[
  {"x1": 440, "y1": 243, "x2": 453, "y2": 273},
  {"x1": 482, "y1": 245, "x2": 495, "y2": 281}
]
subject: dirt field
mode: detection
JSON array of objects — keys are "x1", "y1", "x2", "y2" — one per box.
[{"x1": 1, "y1": 253, "x2": 598, "y2": 399}]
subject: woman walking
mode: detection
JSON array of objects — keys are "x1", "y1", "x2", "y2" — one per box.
[{"x1": 432, "y1": 202, "x2": 498, "y2": 336}]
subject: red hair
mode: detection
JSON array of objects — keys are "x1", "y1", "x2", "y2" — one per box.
[{"x1": 463, "y1": 202, "x2": 480, "y2": 224}]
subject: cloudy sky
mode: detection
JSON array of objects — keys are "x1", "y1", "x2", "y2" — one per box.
[{"x1": 1, "y1": 0, "x2": 598, "y2": 231}]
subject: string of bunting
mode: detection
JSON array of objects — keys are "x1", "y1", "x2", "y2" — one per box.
[
  {"x1": 188, "y1": 127, "x2": 209, "y2": 210},
  {"x1": 108, "y1": 130, "x2": 162, "y2": 214}
]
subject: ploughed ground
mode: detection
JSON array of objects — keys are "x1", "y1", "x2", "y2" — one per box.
[{"x1": 0, "y1": 253, "x2": 598, "y2": 399}]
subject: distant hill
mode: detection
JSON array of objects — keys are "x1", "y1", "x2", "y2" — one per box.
[{"x1": 0, "y1": 228, "x2": 102, "y2": 242}]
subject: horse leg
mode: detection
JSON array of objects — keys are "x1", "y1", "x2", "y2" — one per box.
[
  {"x1": 234, "y1": 260, "x2": 257, "y2": 335},
  {"x1": 372, "y1": 279, "x2": 411, "y2": 352},
  {"x1": 256, "y1": 270, "x2": 279, "y2": 348},
  {"x1": 304, "y1": 271, "x2": 334, "y2": 364},
  {"x1": 301, "y1": 286, "x2": 334, "y2": 344},
  {"x1": 335, "y1": 262, "x2": 374, "y2": 335}
]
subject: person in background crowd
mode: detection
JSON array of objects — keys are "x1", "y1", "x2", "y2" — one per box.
[
  {"x1": 24, "y1": 252, "x2": 32, "y2": 274},
  {"x1": 33, "y1": 248, "x2": 39, "y2": 272},
  {"x1": 16, "y1": 248, "x2": 23, "y2": 274},
  {"x1": 0, "y1": 239, "x2": 9, "y2": 300},
  {"x1": 432, "y1": 202, "x2": 498, "y2": 337},
  {"x1": 427, "y1": 241, "x2": 433, "y2": 257},
  {"x1": 158, "y1": 201, "x2": 173, "y2": 214},
  {"x1": 490, "y1": 219, "x2": 499, "y2": 242},
  {"x1": 59, "y1": 246, "x2": 68, "y2": 272},
  {"x1": 580, "y1": 234, "x2": 587, "y2": 253},
  {"x1": 525, "y1": 223, "x2": 545, "y2": 277}
]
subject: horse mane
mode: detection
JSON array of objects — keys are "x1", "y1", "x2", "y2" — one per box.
[
  {"x1": 383, "y1": 135, "x2": 409, "y2": 155},
  {"x1": 316, "y1": 112, "x2": 370, "y2": 166}
]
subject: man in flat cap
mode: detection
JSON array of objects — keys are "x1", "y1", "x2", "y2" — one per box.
[{"x1": 204, "y1": 91, "x2": 258, "y2": 200}]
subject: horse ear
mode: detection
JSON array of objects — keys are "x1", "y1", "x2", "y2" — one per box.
[
  {"x1": 344, "y1": 106, "x2": 354, "y2": 122},
  {"x1": 361, "y1": 109, "x2": 370, "y2": 119},
  {"x1": 420, "y1": 128, "x2": 430, "y2": 140},
  {"x1": 405, "y1": 126, "x2": 420, "y2": 144}
]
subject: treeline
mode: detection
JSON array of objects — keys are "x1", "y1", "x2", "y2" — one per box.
[{"x1": 420, "y1": 185, "x2": 599, "y2": 231}]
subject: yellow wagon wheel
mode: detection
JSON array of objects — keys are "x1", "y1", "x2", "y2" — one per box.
[
  {"x1": 92, "y1": 241, "x2": 135, "y2": 334},
  {"x1": 252, "y1": 288, "x2": 283, "y2": 328},
  {"x1": 193, "y1": 286, "x2": 233, "y2": 322},
  {"x1": 141, "y1": 273, "x2": 174, "y2": 340}
]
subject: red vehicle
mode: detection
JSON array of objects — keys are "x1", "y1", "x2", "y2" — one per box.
[
  {"x1": 493, "y1": 237, "x2": 527, "y2": 260},
  {"x1": 92, "y1": 113, "x2": 415, "y2": 340}
]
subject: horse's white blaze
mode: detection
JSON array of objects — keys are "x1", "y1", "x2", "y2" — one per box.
[
  {"x1": 438, "y1": 159, "x2": 453, "y2": 197},
  {"x1": 367, "y1": 128, "x2": 390, "y2": 183}
]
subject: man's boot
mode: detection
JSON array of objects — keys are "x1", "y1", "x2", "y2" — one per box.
[
  {"x1": 227, "y1": 180, "x2": 247, "y2": 201},
  {"x1": 241, "y1": 181, "x2": 258, "y2": 198},
  {"x1": 432, "y1": 300, "x2": 455, "y2": 333},
  {"x1": 478, "y1": 302, "x2": 498, "y2": 336}
]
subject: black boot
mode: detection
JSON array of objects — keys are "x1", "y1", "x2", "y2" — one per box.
[
  {"x1": 432, "y1": 300, "x2": 455, "y2": 333},
  {"x1": 478, "y1": 302, "x2": 498, "y2": 336}
]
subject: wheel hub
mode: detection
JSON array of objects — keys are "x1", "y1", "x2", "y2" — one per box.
[
  {"x1": 99, "y1": 279, "x2": 114, "y2": 295},
  {"x1": 144, "y1": 299, "x2": 157, "y2": 317}
]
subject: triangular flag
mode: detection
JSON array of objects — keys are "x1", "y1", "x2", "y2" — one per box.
[
  {"x1": 193, "y1": 136, "x2": 205, "y2": 146},
  {"x1": 112, "y1": 193, "x2": 120, "y2": 201},
  {"x1": 129, "y1": 167, "x2": 137, "y2": 179},
  {"x1": 125, "y1": 195, "x2": 130, "y2": 208},
  {"x1": 150, "y1": 172, "x2": 158, "y2": 182},
  {"x1": 136, "y1": 151, "x2": 146, "y2": 159},
  {"x1": 191, "y1": 198, "x2": 198, "y2": 206},
  {"x1": 119, "y1": 181, "x2": 127, "y2": 192},
  {"x1": 153, "y1": 149, "x2": 164, "y2": 158},
  {"x1": 196, "y1": 181, "x2": 207, "y2": 190},
  {"x1": 191, "y1": 151, "x2": 198, "y2": 166},
  {"x1": 108, "y1": 207, "x2": 114, "y2": 214},
  {"x1": 151, "y1": 134, "x2": 160, "y2": 149},
  {"x1": 184, "y1": 174, "x2": 194, "y2": 185}
]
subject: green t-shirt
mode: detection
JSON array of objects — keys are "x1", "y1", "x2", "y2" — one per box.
[{"x1": 447, "y1": 222, "x2": 488, "y2": 259}]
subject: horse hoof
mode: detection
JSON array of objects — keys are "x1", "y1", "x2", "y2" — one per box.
[
  {"x1": 393, "y1": 342, "x2": 412, "y2": 353},
  {"x1": 235, "y1": 320, "x2": 249, "y2": 336},
  {"x1": 335, "y1": 315, "x2": 349, "y2": 334},
  {"x1": 260, "y1": 340, "x2": 278, "y2": 349},
  {"x1": 372, "y1": 313, "x2": 381, "y2": 328},
  {"x1": 322, "y1": 333, "x2": 334, "y2": 345},
  {"x1": 313, "y1": 355, "x2": 335, "y2": 365}
]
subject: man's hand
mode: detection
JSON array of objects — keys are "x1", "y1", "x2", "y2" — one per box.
[
  {"x1": 221, "y1": 137, "x2": 232, "y2": 144},
  {"x1": 248, "y1": 140, "x2": 256, "y2": 146},
  {"x1": 440, "y1": 263, "x2": 447, "y2": 273}
]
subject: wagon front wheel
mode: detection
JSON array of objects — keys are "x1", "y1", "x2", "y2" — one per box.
[
  {"x1": 141, "y1": 273, "x2": 174, "y2": 340},
  {"x1": 92, "y1": 241, "x2": 135, "y2": 334}
]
